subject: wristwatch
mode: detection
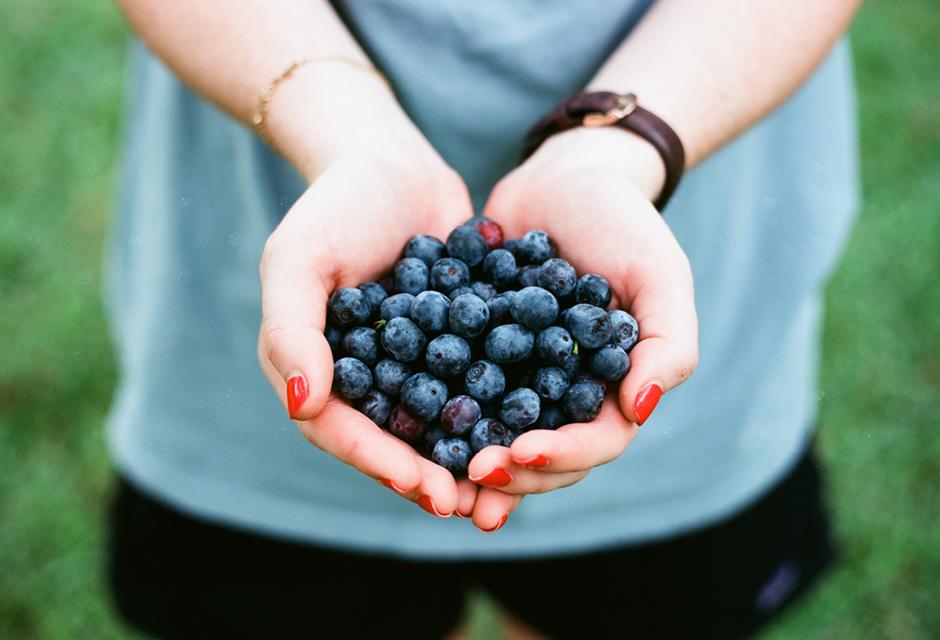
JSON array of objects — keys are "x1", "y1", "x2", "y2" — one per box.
[{"x1": 521, "y1": 91, "x2": 686, "y2": 211}]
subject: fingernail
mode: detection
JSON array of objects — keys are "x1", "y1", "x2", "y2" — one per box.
[
  {"x1": 481, "y1": 514, "x2": 508, "y2": 533},
  {"x1": 469, "y1": 468, "x2": 513, "y2": 487},
  {"x1": 286, "y1": 374, "x2": 308, "y2": 419},
  {"x1": 517, "y1": 454, "x2": 549, "y2": 468},
  {"x1": 381, "y1": 478, "x2": 407, "y2": 494},
  {"x1": 456, "y1": 511, "x2": 470, "y2": 519},
  {"x1": 417, "y1": 495, "x2": 451, "y2": 518},
  {"x1": 634, "y1": 383, "x2": 663, "y2": 425}
]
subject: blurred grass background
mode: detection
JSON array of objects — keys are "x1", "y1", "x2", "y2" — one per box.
[{"x1": 1, "y1": 1, "x2": 938, "y2": 638}]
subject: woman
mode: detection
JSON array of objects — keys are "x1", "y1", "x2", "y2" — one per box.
[{"x1": 106, "y1": 0, "x2": 860, "y2": 637}]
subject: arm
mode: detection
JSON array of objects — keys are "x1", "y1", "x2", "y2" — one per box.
[
  {"x1": 116, "y1": 0, "x2": 427, "y2": 180},
  {"x1": 474, "y1": 0, "x2": 860, "y2": 504},
  {"x1": 117, "y1": 1, "x2": 482, "y2": 522}
]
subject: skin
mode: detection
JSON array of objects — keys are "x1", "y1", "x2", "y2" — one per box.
[{"x1": 117, "y1": 0, "x2": 860, "y2": 634}]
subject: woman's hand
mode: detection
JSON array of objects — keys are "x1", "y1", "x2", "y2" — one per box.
[
  {"x1": 258, "y1": 136, "x2": 479, "y2": 520},
  {"x1": 468, "y1": 127, "x2": 699, "y2": 515}
]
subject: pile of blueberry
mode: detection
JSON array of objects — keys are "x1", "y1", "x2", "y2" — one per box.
[{"x1": 328, "y1": 220, "x2": 639, "y2": 477}]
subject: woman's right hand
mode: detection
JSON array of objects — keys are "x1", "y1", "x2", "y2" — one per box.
[{"x1": 257, "y1": 75, "x2": 478, "y2": 519}]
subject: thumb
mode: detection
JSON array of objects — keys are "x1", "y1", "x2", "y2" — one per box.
[
  {"x1": 258, "y1": 234, "x2": 336, "y2": 421},
  {"x1": 617, "y1": 262, "x2": 699, "y2": 426}
]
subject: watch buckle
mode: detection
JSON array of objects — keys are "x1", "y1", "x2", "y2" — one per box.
[{"x1": 582, "y1": 93, "x2": 638, "y2": 127}]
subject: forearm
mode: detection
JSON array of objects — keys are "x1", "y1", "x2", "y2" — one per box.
[
  {"x1": 116, "y1": 0, "x2": 419, "y2": 180},
  {"x1": 534, "y1": 0, "x2": 859, "y2": 204},
  {"x1": 590, "y1": 0, "x2": 860, "y2": 168}
]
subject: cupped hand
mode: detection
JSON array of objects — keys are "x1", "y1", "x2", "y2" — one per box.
[
  {"x1": 468, "y1": 127, "x2": 699, "y2": 512},
  {"x1": 258, "y1": 146, "x2": 478, "y2": 520}
]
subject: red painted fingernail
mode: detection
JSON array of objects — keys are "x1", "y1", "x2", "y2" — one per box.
[
  {"x1": 470, "y1": 468, "x2": 513, "y2": 487},
  {"x1": 634, "y1": 383, "x2": 663, "y2": 425},
  {"x1": 381, "y1": 478, "x2": 407, "y2": 494},
  {"x1": 517, "y1": 454, "x2": 549, "y2": 468},
  {"x1": 417, "y1": 495, "x2": 451, "y2": 518},
  {"x1": 481, "y1": 514, "x2": 509, "y2": 533},
  {"x1": 287, "y1": 375, "x2": 308, "y2": 419}
]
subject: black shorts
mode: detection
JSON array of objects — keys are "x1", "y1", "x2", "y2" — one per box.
[{"x1": 107, "y1": 449, "x2": 835, "y2": 639}]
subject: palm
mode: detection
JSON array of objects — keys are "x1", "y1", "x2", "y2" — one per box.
[
  {"x1": 459, "y1": 163, "x2": 697, "y2": 510},
  {"x1": 259, "y1": 155, "x2": 479, "y2": 519}
]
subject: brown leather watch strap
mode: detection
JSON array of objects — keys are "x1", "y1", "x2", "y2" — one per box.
[{"x1": 521, "y1": 91, "x2": 686, "y2": 211}]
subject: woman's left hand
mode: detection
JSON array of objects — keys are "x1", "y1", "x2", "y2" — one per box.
[{"x1": 466, "y1": 128, "x2": 699, "y2": 526}]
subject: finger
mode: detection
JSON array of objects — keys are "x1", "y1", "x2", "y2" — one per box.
[
  {"x1": 471, "y1": 487, "x2": 523, "y2": 533},
  {"x1": 468, "y1": 445, "x2": 588, "y2": 495},
  {"x1": 455, "y1": 478, "x2": 478, "y2": 518},
  {"x1": 409, "y1": 456, "x2": 461, "y2": 518},
  {"x1": 617, "y1": 256, "x2": 698, "y2": 425},
  {"x1": 297, "y1": 397, "x2": 423, "y2": 491},
  {"x1": 505, "y1": 398, "x2": 637, "y2": 472},
  {"x1": 258, "y1": 225, "x2": 336, "y2": 420}
]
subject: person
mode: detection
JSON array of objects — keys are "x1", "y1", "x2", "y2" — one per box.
[{"x1": 105, "y1": 1, "x2": 861, "y2": 638}]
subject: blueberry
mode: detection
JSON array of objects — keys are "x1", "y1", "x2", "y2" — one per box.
[
  {"x1": 432, "y1": 437, "x2": 473, "y2": 475},
  {"x1": 559, "y1": 352, "x2": 583, "y2": 380},
  {"x1": 423, "y1": 426, "x2": 450, "y2": 456},
  {"x1": 448, "y1": 286, "x2": 475, "y2": 299},
  {"x1": 404, "y1": 234, "x2": 446, "y2": 267},
  {"x1": 373, "y1": 358, "x2": 412, "y2": 395},
  {"x1": 411, "y1": 290, "x2": 452, "y2": 335},
  {"x1": 440, "y1": 394, "x2": 482, "y2": 436},
  {"x1": 536, "y1": 326, "x2": 574, "y2": 365},
  {"x1": 449, "y1": 294, "x2": 490, "y2": 338},
  {"x1": 394, "y1": 257, "x2": 429, "y2": 295},
  {"x1": 517, "y1": 265, "x2": 541, "y2": 288},
  {"x1": 446, "y1": 225, "x2": 488, "y2": 267},
  {"x1": 503, "y1": 238, "x2": 522, "y2": 257},
  {"x1": 565, "y1": 303, "x2": 613, "y2": 349},
  {"x1": 425, "y1": 333, "x2": 472, "y2": 378},
  {"x1": 517, "y1": 229, "x2": 557, "y2": 265},
  {"x1": 328, "y1": 288, "x2": 371, "y2": 327},
  {"x1": 388, "y1": 404, "x2": 426, "y2": 443},
  {"x1": 379, "y1": 293, "x2": 415, "y2": 321},
  {"x1": 325, "y1": 324, "x2": 344, "y2": 358},
  {"x1": 333, "y1": 357, "x2": 372, "y2": 400},
  {"x1": 473, "y1": 218, "x2": 504, "y2": 250},
  {"x1": 533, "y1": 367, "x2": 570, "y2": 402},
  {"x1": 484, "y1": 324, "x2": 535, "y2": 363},
  {"x1": 380, "y1": 317, "x2": 427, "y2": 362},
  {"x1": 499, "y1": 388, "x2": 541, "y2": 430},
  {"x1": 400, "y1": 372, "x2": 448, "y2": 421},
  {"x1": 562, "y1": 378, "x2": 605, "y2": 422},
  {"x1": 342, "y1": 326, "x2": 380, "y2": 366},
  {"x1": 575, "y1": 274, "x2": 612, "y2": 308},
  {"x1": 470, "y1": 417, "x2": 515, "y2": 452},
  {"x1": 510, "y1": 287, "x2": 559, "y2": 331},
  {"x1": 533, "y1": 403, "x2": 567, "y2": 430},
  {"x1": 482, "y1": 249, "x2": 518, "y2": 289},
  {"x1": 608, "y1": 309, "x2": 640, "y2": 352},
  {"x1": 358, "y1": 282, "x2": 388, "y2": 317},
  {"x1": 356, "y1": 389, "x2": 392, "y2": 425},
  {"x1": 470, "y1": 281, "x2": 497, "y2": 301},
  {"x1": 430, "y1": 258, "x2": 471, "y2": 293},
  {"x1": 464, "y1": 360, "x2": 507, "y2": 401},
  {"x1": 589, "y1": 345, "x2": 631, "y2": 381},
  {"x1": 486, "y1": 291, "x2": 516, "y2": 328},
  {"x1": 537, "y1": 258, "x2": 577, "y2": 299}
]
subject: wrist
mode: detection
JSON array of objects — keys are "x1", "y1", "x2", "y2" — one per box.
[
  {"x1": 263, "y1": 63, "x2": 430, "y2": 183},
  {"x1": 526, "y1": 126, "x2": 666, "y2": 203}
]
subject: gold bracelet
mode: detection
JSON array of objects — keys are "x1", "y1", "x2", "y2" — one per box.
[{"x1": 251, "y1": 56, "x2": 390, "y2": 141}]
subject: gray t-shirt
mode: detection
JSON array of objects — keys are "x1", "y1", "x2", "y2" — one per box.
[{"x1": 106, "y1": 0, "x2": 858, "y2": 558}]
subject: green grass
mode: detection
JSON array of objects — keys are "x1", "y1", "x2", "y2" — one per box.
[{"x1": 0, "y1": 1, "x2": 938, "y2": 638}]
